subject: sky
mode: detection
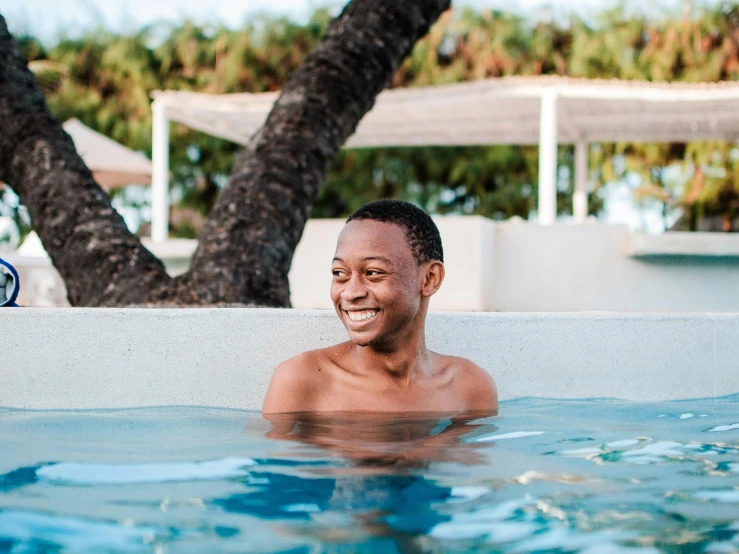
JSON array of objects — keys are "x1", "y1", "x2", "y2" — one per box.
[{"x1": 3, "y1": 0, "x2": 700, "y2": 41}]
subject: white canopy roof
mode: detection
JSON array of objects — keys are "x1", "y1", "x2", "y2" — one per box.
[
  {"x1": 149, "y1": 76, "x2": 739, "y2": 241},
  {"x1": 63, "y1": 119, "x2": 152, "y2": 187},
  {"x1": 152, "y1": 76, "x2": 739, "y2": 147}
]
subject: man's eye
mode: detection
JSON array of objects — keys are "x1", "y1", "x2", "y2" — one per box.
[
  {"x1": 332, "y1": 270, "x2": 346, "y2": 277},
  {"x1": 366, "y1": 270, "x2": 383, "y2": 277}
]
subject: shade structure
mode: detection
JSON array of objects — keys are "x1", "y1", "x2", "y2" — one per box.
[
  {"x1": 153, "y1": 76, "x2": 739, "y2": 146},
  {"x1": 63, "y1": 119, "x2": 152, "y2": 188},
  {"x1": 149, "y1": 76, "x2": 739, "y2": 240}
]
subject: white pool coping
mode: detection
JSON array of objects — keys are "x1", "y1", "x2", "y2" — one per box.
[{"x1": 2, "y1": 309, "x2": 738, "y2": 410}]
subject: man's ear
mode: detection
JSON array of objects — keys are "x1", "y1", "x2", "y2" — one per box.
[{"x1": 421, "y1": 261, "x2": 445, "y2": 297}]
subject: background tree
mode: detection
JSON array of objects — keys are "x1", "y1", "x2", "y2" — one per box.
[
  {"x1": 0, "y1": 0, "x2": 451, "y2": 306},
  {"x1": 10, "y1": 2, "x2": 738, "y2": 237}
]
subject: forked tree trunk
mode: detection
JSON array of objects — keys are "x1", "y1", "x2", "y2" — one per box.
[
  {"x1": 0, "y1": 0, "x2": 451, "y2": 307},
  {"x1": 175, "y1": 0, "x2": 451, "y2": 307}
]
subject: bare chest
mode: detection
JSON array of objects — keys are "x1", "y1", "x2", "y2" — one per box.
[{"x1": 312, "y1": 375, "x2": 463, "y2": 413}]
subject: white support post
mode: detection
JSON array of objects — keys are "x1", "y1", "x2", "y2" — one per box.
[
  {"x1": 574, "y1": 140, "x2": 589, "y2": 224},
  {"x1": 538, "y1": 92, "x2": 558, "y2": 225},
  {"x1": 151, "y1": 100, "x2": 170, "y2": 243}
]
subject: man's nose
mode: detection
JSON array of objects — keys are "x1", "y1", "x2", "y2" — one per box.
[{"x1": 341, "y1": 274, "x2": 367, "y2": 302}]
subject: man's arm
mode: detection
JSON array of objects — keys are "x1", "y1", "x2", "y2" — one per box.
[{"x1": 262, "y1": 354, "x2": 319, "y2": 415}]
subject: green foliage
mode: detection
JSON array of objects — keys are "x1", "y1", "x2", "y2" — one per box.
[{"x1": 11, "y1": 2, "x2": 739, "y2": 236}]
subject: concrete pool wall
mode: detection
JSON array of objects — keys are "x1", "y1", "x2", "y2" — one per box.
[{"x1": 3, "y1": 309, "x2": 738, "y2": 410}]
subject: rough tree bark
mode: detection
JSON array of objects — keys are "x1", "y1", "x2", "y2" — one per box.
[
  {"x1": 0, "y1": 0, "x2": 451, "y2": 307},
  {"x1": 0, "y1": 18, "x2": 175, "y2": 306}
]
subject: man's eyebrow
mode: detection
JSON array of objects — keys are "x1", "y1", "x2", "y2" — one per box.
[
  {"x1": 363, "y1": 256, "x2": 394, "y2": 264},
  {"x1": 331, "y1": 256, "x2": 395, "y2": 264}
]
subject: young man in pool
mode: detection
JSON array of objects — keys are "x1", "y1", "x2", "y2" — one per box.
[{"x1": 262, "y1": 199, "x2": 498, "y2": 414}]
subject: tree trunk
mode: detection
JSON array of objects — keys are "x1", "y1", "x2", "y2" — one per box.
[
  {"x1": 0, "y1": 16, "x2": 174, "y2": 306},
  {"x1": 0, "y1": 0, "x2": 450, "y2": 307},
  {"x1": 179, "y1": 0, "x2": 451, "y2": 307}
]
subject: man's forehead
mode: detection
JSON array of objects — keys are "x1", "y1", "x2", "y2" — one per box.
[
  {"x1": 338, "y1": 219, "x2": 408, "y2": 242},
  {"x1": 335, "y1": 220, "x2": 413, "y2": 259}
]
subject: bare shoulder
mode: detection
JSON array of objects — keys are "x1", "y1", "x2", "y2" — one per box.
[
  {"x1": 438, "y1": 354, "x2": 498, "y2": 412},
  {"x1": 262, "y1": 349, "x2": 331, "y2": 415}
]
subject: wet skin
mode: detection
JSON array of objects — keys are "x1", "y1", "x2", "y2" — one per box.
[{"x1": 262, "y1": 219, "x2": 498, "y2": 415}]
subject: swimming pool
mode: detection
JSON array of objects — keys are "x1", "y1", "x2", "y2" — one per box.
[{"x1": 2, "y1": 396, "x2": 738, "y2": 553}]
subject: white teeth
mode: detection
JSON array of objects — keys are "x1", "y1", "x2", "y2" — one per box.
[{"x1": 347, "y1": 310, "x2": 378, "y2": 322}]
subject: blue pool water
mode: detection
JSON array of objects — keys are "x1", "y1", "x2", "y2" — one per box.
[{"x1": 1, "y1": 397, "x2": 739, "y2": 553}]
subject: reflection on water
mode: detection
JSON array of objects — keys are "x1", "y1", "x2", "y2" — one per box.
[
  {"x1": 262, "y1": 410, "x2": 497, "y2": 468},
  {"x1": 0, "y1": 398, "x2": 738, "y2": 553}
]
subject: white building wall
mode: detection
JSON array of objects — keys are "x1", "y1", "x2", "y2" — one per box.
[
  {"x1": 493, "y1": 223, "x2": 739, "y2": 312},
  {"x1": 6, "y1": 217, "x2": 739, "y2": 311},
  {"x1": 289, "y1": 218, "x2": 739, "y2": 312}
]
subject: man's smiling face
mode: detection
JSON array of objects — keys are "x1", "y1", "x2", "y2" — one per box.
[{"x1": 331, "y1": 219, "x2": 425, "y2": 348}]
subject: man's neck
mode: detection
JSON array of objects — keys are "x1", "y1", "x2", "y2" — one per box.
[{"x1": 351, "y1": 329, "x2": 431, "y2": 387}]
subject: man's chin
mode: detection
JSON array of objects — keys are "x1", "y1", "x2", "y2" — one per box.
[
  {"x1": 348, "y1": 333, "x2": 373, "y2": 348},
  {"x1": 345, "y1": 328, "x2": 378, "y2": 348}
]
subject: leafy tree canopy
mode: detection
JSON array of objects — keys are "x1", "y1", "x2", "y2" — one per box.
[{"x1": 11, "y1": 2, "x2": 739, "y2": 235}]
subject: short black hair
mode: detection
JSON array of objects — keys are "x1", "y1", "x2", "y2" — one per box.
[{"x1": 346, "y1": 199, "x2": 443, "y2": 264}]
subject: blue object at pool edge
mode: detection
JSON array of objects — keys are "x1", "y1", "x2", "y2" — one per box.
[{"x1": 0, "y1": 257, "x2": 19, "y2": 307}]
